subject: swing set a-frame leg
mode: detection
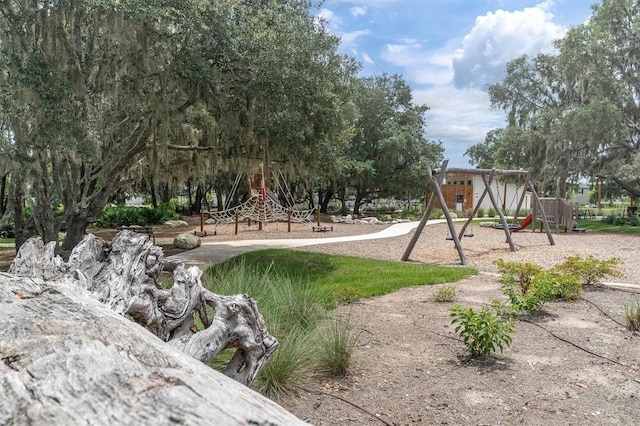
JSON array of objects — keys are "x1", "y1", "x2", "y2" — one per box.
[{"x1": 401, "y1": 160, "x2": 468, "y2": 265}]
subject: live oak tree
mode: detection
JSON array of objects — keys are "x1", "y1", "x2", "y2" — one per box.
[
  {"x1": 0, "y1": 0, "x2": 356, "y2": 254},
  {"x1": 346, "y1": 74, "x2": 443, "y2": 215},
  {"x1": 468, "y1": 0, "x2": 640, "y2": 198}
]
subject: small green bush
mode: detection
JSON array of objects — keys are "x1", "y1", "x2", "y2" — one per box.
[
  {"x1": 477, "y1": 208, "x2": 485, "y2": 218},
  {"x1": 93, "y1": 204, "x2": 181, "y2": 227},
  {"x1": 432, "y1": 286, "x2": 456, "y2": 302},
  {"x1": 488, "y1": 207, "x2": 497, "y2": 217},
  {"x1": 623, "y1": 297, "x2": 640, "y2": 332},
  {"x1": 614, "y1": 216, "x2": 627, "y2": 226},
  {"x1": 450, "y1": 300, "x2": 515, "y2": 358},
  {"x1": 555, "y1": 255, "x2": 623, "y2": 286},
  {"x1": 495, "y1": 259, "x2": 582, "y2": 312}
]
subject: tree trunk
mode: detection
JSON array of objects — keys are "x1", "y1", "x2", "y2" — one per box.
[
  {"x1": 149, "y1": 176, "x2": 158, "y2": 208},
  {"x1": 337, "y1": 187, "x2": 348, "y2": 216},
  {"x1": 60, "y1": 214, "x2": 91, "y2": 258},
  {"x1": 11, "y1": 183, "x2": 32, "y2": 250},
  {"x1": 194, "y1": 183, "x2": 205, "y2": 213},
  {"x1": 0, "y1": 174, "x2": 6, "y2": 214},
  {"x1": 318, "y1": 189, "x2": 335, "y2": 213},
  {"x1": 353, "y1": 192, "x2": 364, "y2": 216},
  {"x1": 0, "y1": 271, "x2": 304, "y2": 425}
]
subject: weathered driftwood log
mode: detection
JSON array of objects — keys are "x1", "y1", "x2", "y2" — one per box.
[
  {"x1": 8, "y1": 231, "x2": 278, "y2": 387},
  {"x1": 0, "y1": 272, "x2": 306, "y2": 425}
]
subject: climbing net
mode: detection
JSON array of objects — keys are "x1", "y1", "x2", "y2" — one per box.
[{"x1": 206, "y1": 190, "x2": 316, "y2": 225}]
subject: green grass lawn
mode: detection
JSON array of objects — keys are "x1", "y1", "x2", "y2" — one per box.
[
  {"x1": 207, "y1": 249, "x2": 478, "y2": 307},
  {"x1": 576, "y1": 220, "x2": 640, "y2": 233}
]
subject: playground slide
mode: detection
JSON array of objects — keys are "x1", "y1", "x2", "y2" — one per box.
[{"x1": 514, "y1": 213, "x2": 533, "y2": 232}]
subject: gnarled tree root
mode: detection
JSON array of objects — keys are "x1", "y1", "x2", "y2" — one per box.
[{"x1": 9, "y1": 230, "x2": 278, "y2": 387}]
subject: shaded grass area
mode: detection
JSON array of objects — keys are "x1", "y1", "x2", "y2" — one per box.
[{"x1": 207, "y1": 249, "x2": 478, "y2": 308}]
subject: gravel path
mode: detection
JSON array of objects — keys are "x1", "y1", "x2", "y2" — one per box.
[
  {"x1": 169, "y1": 219, "x2": 639, "y2": 285},
  {"x1": 294, "y1": 221, "x2": 639, "y2": 286}
]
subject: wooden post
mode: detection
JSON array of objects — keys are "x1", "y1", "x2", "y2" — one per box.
[
  {"x1": 528, "y1": 181, "x2": 556, "y2": 245},
  {"x1": 287, "y1": 209, "x2": 291, "y2": 233},
  {"x1": 458, "y1": 171, "x2": 494, "y2": 240},
  {"x1": 235, "y1": 211, "x2": 239, "y2": 235},
  {"x1": 482, "y1": 174, "x2": 516, "y2": 252},
  {"x1": 200, "y1": 209, "x2": 204, "y2": 232},
  {"x1": 403, "y1": 160, "x2": 455, "y2": 262},
  {"x1": 316, "y1": 206, "x2": 320, "y2": 227}
]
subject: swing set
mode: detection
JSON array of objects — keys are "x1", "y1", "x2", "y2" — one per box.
[{"x1": 401, "y1": 160, "x2": 556, "y2": 265}]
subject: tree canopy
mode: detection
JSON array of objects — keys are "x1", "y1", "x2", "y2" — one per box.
[
  {"x1": 467, "y1": 0, "x2": 640, "y2": 197},
  {"x1": 3, "y1": 0, "x2": 402, "y2": 252}
]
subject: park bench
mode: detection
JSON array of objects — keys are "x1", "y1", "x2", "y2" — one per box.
[{"x1": 118, "y1": 225, "x2": 155, "y2": 243}]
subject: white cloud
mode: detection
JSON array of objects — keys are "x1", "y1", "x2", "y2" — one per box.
[
  {"x1": 350, "y1": 6, "x2": 367, "y2": 16},
  {"x1": 362, "y1": 52, "x2": 374, "y2": 64},
  {"x1": 452, "y1": 2, "x2": 566, "y2": 88},
  {"x1": 413, "y1": 85, "x2": 505, "y2": 167},
  {"x1": 340, "y1": 29, "x2": 371, "y2": 55}
]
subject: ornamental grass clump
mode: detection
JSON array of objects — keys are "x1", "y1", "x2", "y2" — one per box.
[
  {"x1": 316, "y1": 312, "x2": 359, "y2": 378},
  {"x1": 623, "y1": 297, "x2": 640, "y2": 332},
  {"x1": 432, "y1": 285, "x2": 456, "y2": 302}
]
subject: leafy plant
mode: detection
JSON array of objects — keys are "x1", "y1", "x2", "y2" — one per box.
[
  {"x1": 555, "y1": 255, "x2": 623, "y2": 286},
  {"x1": 495, "y1": 258, "x2": 584, "y2": 312},
  {"x1": 432, "y1": 286, "x2": 456, "y2": 302},
  {"x1": 449, "y1": 300, "x2": 515, "y2": 358},
  {"x1": 623, "y1": 297, "x2": 640, "y2": 332},
  {"x1": 494, "y1": 259, "x2": 542, "y2": 295},
  {"x1": 93, "y1": 204, "x2": 181, "y2": 228}
]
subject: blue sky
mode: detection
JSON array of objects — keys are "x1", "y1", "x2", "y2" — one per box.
[{"x1": 316, "y1": 0, "x2": 597, "y2": 167}]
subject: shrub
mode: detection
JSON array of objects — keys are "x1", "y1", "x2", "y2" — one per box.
[
  {"x1": 488, "y1": 207, "x2": 497, "y2": 217},
  {"x1": 628, "y1": 215, "x2": 640, "y2": 226},
  {"x1": 614, "y1": 216, "x2": 627, "y2": 226},
  {"x1": 450, "y1": 300, "x2": 515, "y2": 358},
  {"x1": 601, "y1": 214, "x2": 616, "y2": 225},
  {"x1": 494, "y1": 259, "x2": 542, "y2": 296},
  {"x1": 495, "y1": 258, "x2": 583, "y2": 312},
  {"x1": 623, "y1": 297, "x2": 640, "y2": 332},
  {"x1": 432, "y1": 286, "x2": 456, "y2": 302},
  {"x1": 530, "y1": 269, "x2": 582, "y2": 303},
  {"x1": 93, "y1": 204, "x2": 181, "y2": 228},
  {"x1": 555, "y1": 255, "x2": 623, "y2": 286},
  {"x1": 477, "y1": 208, "x2": 485, "y2": 218}
]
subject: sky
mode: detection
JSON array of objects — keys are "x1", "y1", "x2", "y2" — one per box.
[{"x1": 316, "y1": 0, "x2": 597, "y2": 168}]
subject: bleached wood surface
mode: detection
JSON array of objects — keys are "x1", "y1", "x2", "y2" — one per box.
[
  {"x1": 1, "y1": 231, "x2": 304, "y2": 425},
  {"x1": 0, "y1": 273, "x2": 306, "y2": 425}
]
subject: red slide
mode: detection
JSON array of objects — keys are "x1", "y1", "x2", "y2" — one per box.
[{"x1": 514, "y1": 213, "x2": 533, "y2": 232}]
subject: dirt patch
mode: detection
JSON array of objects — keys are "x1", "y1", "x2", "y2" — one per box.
[
  {"x1": 278, "y1": 275, "x2": 640, "y2": 425},
  {"x1": 3, "y1": 220, "x2": 640, "y2": 425}
]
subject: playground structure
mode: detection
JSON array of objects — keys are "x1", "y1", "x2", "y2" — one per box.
[
  {"x1": 202, "y1": 171, "x2": 316, "y2": 234},
  {"x1": 534, "y1": 197, "x2": 579, "y2": 232},
  {"x1": 402, "y1": 160, "x2": 556, "y2": 265}
]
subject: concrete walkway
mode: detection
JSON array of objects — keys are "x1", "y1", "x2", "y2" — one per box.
[{"x1": 167, "y1": 220, "x2": 429, "y2": 270}]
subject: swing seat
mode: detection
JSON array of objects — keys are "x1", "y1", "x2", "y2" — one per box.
[{"x1": 463, "y1": 233, "x2": 474, "y2": 237}]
